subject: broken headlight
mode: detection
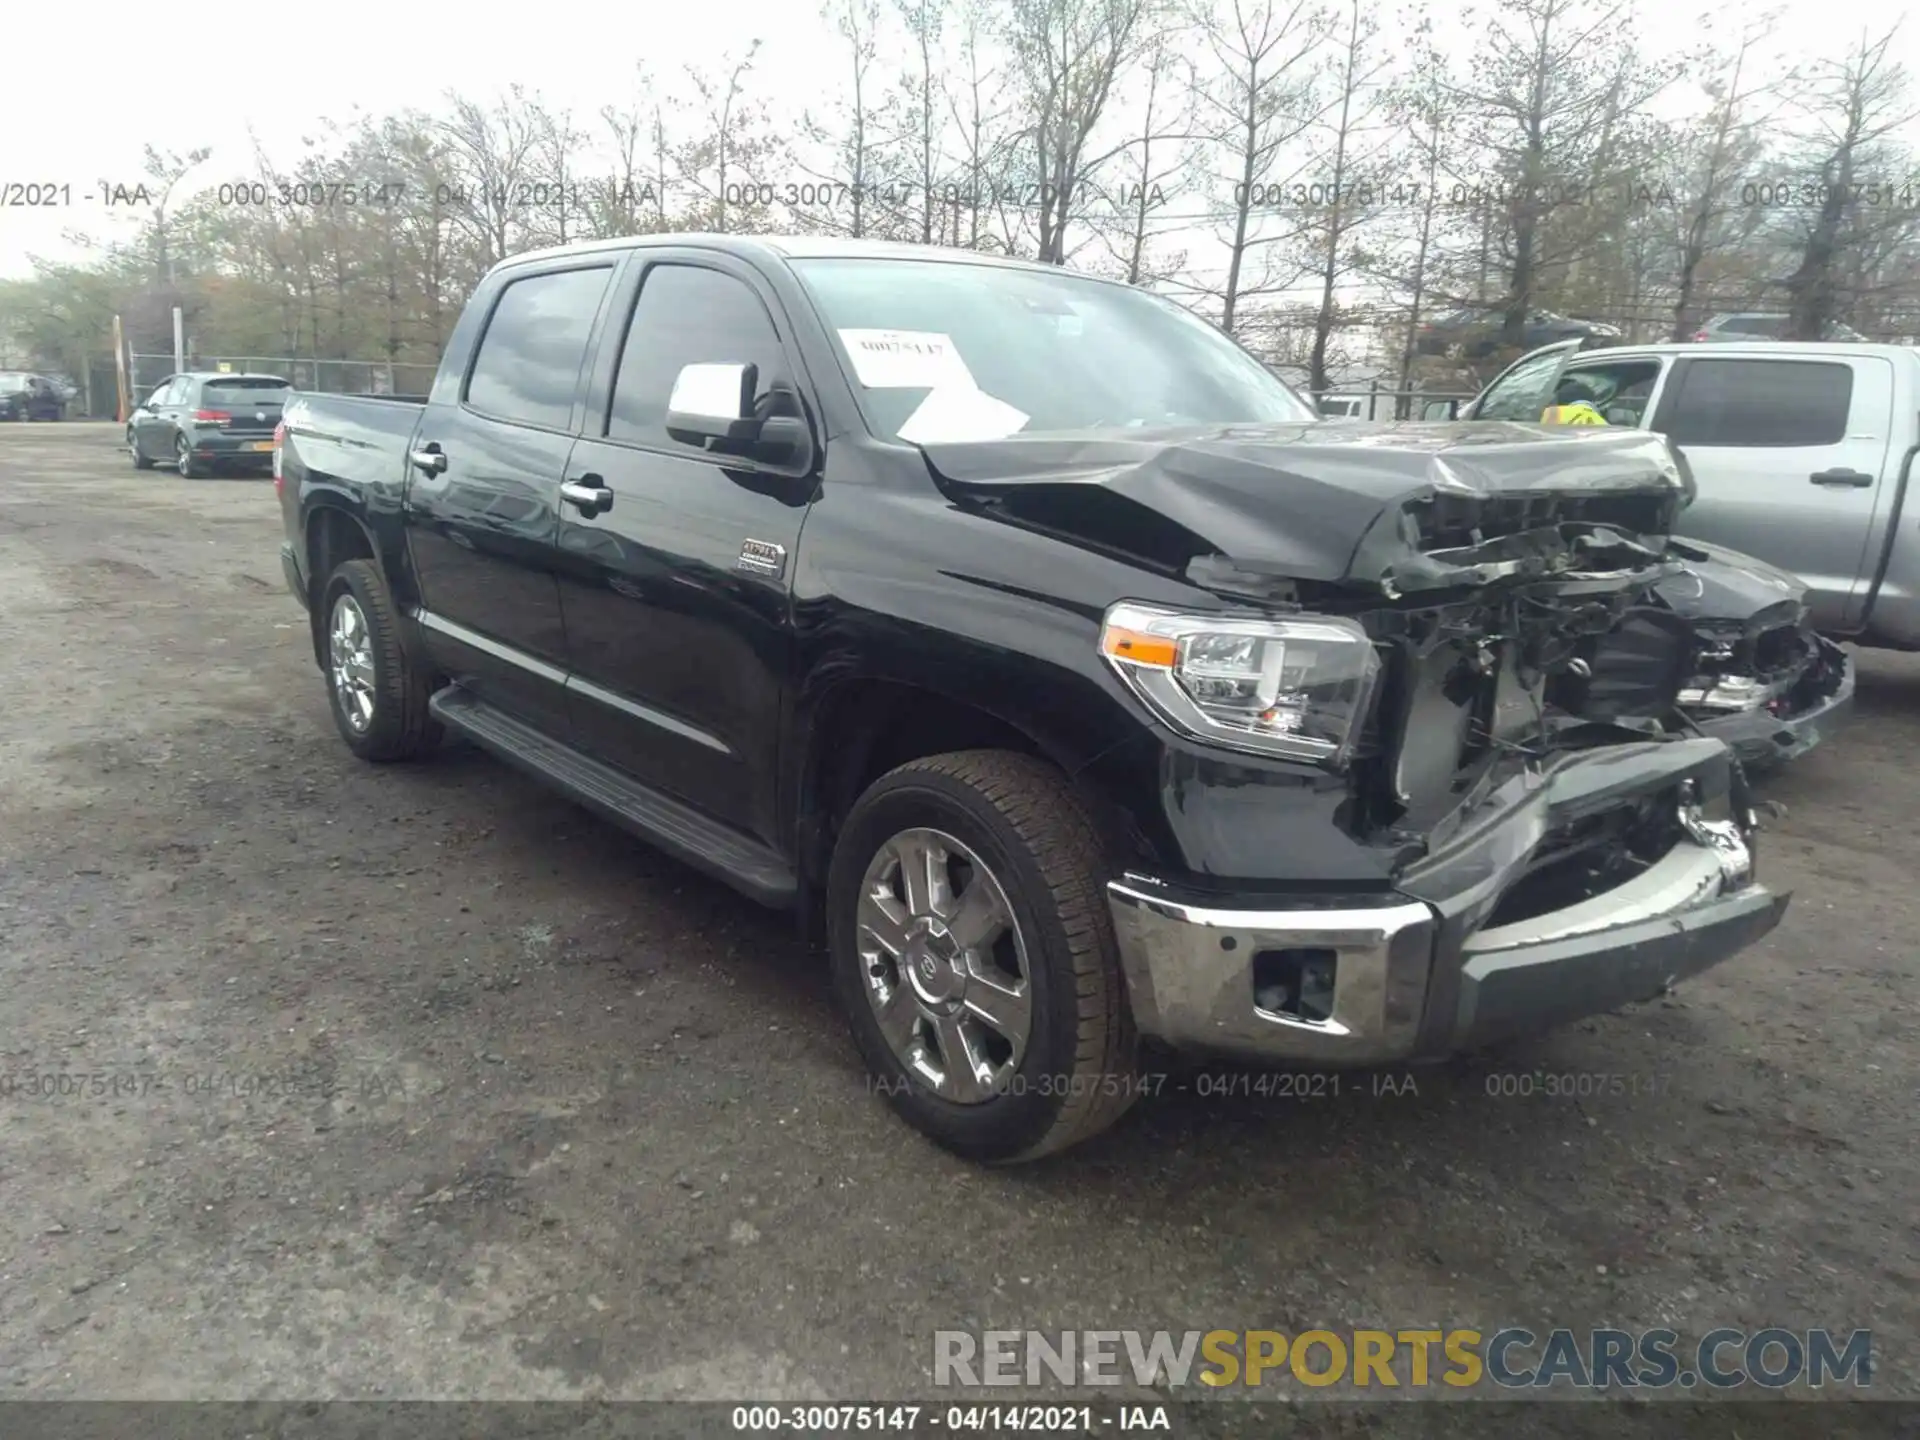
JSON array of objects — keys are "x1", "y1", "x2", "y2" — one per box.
[{"x1": 1099, "y1": 602, "x2": 1379, "y2": 768}]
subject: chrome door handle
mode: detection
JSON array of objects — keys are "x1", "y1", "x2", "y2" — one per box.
[
  {"x1": 410, "y1": 447, "x2": 448, "y2": 475},
  {"x1": 561, "y1": 478, "x2": 614, "y2": 515}
]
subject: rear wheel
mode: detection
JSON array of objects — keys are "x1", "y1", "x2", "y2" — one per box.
[
  {"x1": 175, "y1": 434, "x2": 201, "y2": 479},
  {"x1": 320, "y1": 559, "x2": 442, "y2": 762},
  {"x1": 827, "y1": 750, "x2": 1141, "y2": 1163}
]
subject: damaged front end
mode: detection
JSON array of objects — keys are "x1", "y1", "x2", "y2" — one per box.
[
  {"x1": 1656, "y1": 538, "x2": 1856, "y2": 769},
  {"x1": 922, "y1": 422, "x2": 1790, "y2": 1063}
]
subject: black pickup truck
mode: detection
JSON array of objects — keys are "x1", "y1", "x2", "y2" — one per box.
[{"x1": 276, "y1": 234, "x2": 1787, "y2": 1162}]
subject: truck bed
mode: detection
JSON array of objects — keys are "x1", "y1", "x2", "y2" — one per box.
[{"x1": 279, "y1": 391, "x2": 426, "y2": 497}]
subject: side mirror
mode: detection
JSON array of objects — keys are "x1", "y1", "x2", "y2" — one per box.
[
  {"x1": 666, "y1": 362, "x2": 760, "y2": 445},
  {"x1": 665, "y1": 360, "x2": 811, "y2": 467}
]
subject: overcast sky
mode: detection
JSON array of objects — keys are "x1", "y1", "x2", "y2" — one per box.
[{"x1": 2, "y1": 0, "x2": 1913, "y2": 281}]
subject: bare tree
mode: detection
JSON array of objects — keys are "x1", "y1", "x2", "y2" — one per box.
[
  {"x1": 1778, "y1": 23, "x2": 1917, "y2": 339},
  {"x1": 1184, "y1": 0, "x2": 1327, "y2": 334},
  {"x1": 1300, "y1": 0, "x2": 1391, "y2": 391},
  {"x1": 1002, "y1": 0, "x2": 1153, "y2": 263},
  {"x1": 894, "y1": 0, "x2": 949, "y2": 242},
  {"x1": 1660, "y1": 10, "x2": 1782, "y2": 338},
  {"x1": 439, "y1": 88, "x2": 544, "y2": 267},
  {"x1": 1381, "y1": 22, "x2": 1454, "y2": 409},
  {"x1": 1088, "y1": 41, "x2": 1199, "y2": 282},
  {"x1": 527, "y1": 100, "x2": 588, "y2": 247},
  {"x1": 678, "y1": 43, "x2": 786, "y2": 234},
  {"x1": 598, "y1": 66, "x2": 673, "y2": 237},
  {"x1": 1447, "y1": 0, "x2": 1678, "y2": 348},
  {"x1": 798, "y1": 0, "x2": 891, "y2": 238},
  {"x1": 139, "y1": 144, "x2": 212, "y2": 289},
  {"x1": 944, "y1": 0, "x2": 1015, "y2": 250}
]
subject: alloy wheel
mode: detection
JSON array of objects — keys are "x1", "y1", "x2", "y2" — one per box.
[
  {"x1": 855, "y1": 827, "x2": 1033, "y2": 1103},
  {"x1": 328, "y1": 593, "x2": 377, "y2": 733}
]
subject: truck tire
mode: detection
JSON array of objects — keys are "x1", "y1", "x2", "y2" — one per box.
[
  {"x1": 319, "y1": 558, "x2": 442, "y2": 762},
  {"x1": 827, "y1": 750, "x2": 1141, "y2": 1163}
]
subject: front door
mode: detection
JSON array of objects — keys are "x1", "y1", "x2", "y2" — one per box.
[
  {"x1": 403, "y1": 258, "x2": 622, "y2": 736},
  {"x1": 133, "y1": 376, "x2": 182, "y2": 457},
  {"x1": 554, "y1": 251, "x2": 819, "y2": 845},
  {"x1": 1462, "y1": 339, "x2": 1585, "y2": 422}
]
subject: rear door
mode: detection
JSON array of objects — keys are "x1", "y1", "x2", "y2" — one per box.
[
  {"x1": 1649, "y1": 352, "x2": 1895, "y2": 628},
  {"x1": 404, "y1": 256, "x2": 624, "y2": 737},
  {"x1": 150, "y1": 376, "x2": 195, "y2": 455}
]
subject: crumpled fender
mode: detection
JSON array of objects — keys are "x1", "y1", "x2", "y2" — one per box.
[{"x1": 1655, "y1": 536, "x2": 1807, "y2": 630}]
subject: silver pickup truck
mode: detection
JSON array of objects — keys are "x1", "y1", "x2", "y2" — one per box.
[
  {"x1": 1435, "y1": 340, "x2": 1920, "y2": 763},
  {"x1": 1457, "y1": 340, "x2": 1920, "y2": 647}
]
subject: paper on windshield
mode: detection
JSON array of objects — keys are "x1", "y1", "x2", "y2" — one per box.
[
  {"x1": 837, "y1": 330, "x2": 976, "y2": 389},
  {"x1": 897, "y1": 385, "x2": 1030, "y2": 445}
]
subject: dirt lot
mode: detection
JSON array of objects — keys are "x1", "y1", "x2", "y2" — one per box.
[{"x1": 1, "y1": 422, "x2": 1915, "y2": 1414}]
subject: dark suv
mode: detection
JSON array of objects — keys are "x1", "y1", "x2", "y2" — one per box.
[
  {"x1": 0, "y1": 372, "x2": 66, "y2": 421},
  {"x1": 128, "y1": 373, "x2": 290, "y2": 477},
  {"x1": 1415, "y1": 307, "x2": 1621, "y2": 359}
]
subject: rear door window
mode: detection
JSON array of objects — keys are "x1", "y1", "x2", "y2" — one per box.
[
  {"x1": 464, "y1": 264, "x2": 616, "y2": 430},
  {"x1": 1662, "y1": 359, "x2": 1852, "y2": 447}
]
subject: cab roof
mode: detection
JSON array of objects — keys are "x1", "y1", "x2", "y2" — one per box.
[{"x1": 495, "y1": 232, "x2": 1131, "y2": 287}]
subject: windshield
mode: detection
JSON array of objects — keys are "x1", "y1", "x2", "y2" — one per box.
[{"x1": 790, "y1": 257, "x2": 1315, "y2": 442}]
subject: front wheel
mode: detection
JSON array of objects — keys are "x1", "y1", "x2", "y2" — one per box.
[
  {"x1": 319, "y1": 559, "x2": 443, "y2": 761},
  {"x1": 129, "y1": 430, "x2": 155, "y2": 469},
  {"x1": 827, "y1": 750, "x2": 1141, "y2": 1163}
]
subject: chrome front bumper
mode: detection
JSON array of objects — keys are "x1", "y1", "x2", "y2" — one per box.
[{"x1": 1107, "y1": 745, "x2": 1790, "y2": 1065}]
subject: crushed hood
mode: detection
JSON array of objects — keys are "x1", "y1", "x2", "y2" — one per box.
[
  {"x1": 920, "y1": 420, "x2": 1689, "y2": 596},
  {"x1": 1657, "y1": 536, "x2": 1807, "y2": 628}
]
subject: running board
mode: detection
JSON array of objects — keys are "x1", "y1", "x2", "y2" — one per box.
[{"x1": 429, "y1": 686, "x2": 797, "y2": 908}]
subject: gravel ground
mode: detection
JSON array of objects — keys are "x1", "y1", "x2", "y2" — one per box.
[{"x1": 0, "y1": 423, "x2": 1915, "y2": 1422}]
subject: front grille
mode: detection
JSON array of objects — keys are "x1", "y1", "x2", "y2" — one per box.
[{"x1": 1407, "y1": 492, "x2": 1673, "y2": 552}]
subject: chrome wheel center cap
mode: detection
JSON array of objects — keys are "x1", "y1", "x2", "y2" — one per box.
[{"x1": 903, "y1": 918, "x2": 964, "y2": 1009}]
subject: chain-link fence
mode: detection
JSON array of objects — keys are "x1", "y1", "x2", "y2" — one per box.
[
  {"x1": 128, "y1": 354, "x2": 438, "y2": 405},
  {"x1": 1303, "y1": 384, "x2": 1481, "y2": 420}
]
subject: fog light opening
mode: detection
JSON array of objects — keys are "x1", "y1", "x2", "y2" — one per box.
[{"x1": 1253, "y1": 948, "x2": 1339, "y2": 1024}]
